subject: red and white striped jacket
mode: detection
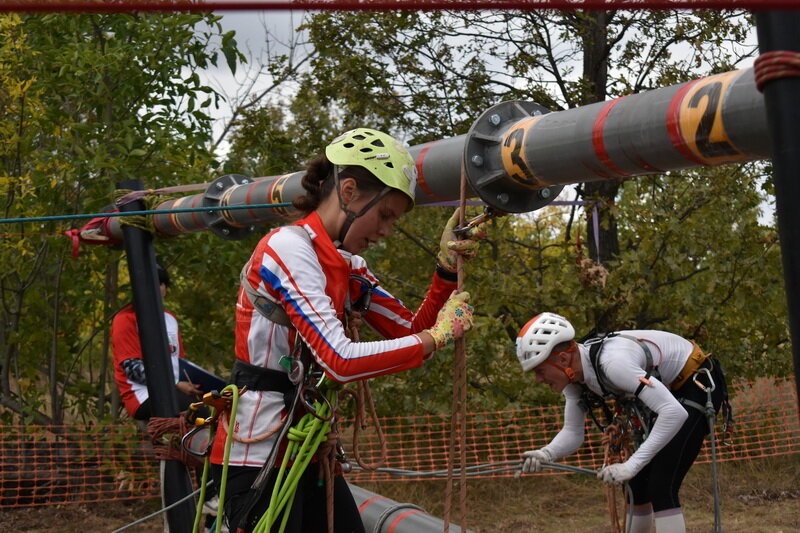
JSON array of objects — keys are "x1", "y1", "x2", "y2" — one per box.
[{"x1": 211, "y1": 211, "x2": 456, "y2": 466}]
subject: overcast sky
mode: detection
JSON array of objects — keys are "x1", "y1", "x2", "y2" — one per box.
[{"x1": 200, "y1": 10, "x2": 309, "y2": 155}]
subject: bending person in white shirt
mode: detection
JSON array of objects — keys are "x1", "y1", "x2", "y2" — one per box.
[{"x1": 516, "y1": 312, "x2": 728, "y2": 533}]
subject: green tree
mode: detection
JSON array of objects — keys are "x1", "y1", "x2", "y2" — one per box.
[
  {"x1": 0, "y1": 12, "x2": 242, "y2": 424},
  {"x1": 268, "y1": 9, "x2": 787, "y2": 412}
]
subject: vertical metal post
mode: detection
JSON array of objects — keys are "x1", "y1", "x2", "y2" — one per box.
[
  {"x1": 755, "y1": 12, "x2": 800, "y2": 411},
  {"x1": 118, "y1": 179, "x2": 196, "y2": 531}
]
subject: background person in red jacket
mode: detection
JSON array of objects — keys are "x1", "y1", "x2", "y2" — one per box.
[{"x1": 112, "y1": 264, "x2": 201, "y2": 421}]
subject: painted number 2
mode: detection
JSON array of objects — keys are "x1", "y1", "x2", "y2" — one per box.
[
  {"x1": 504, "y1": 127, "x2": 538, "y2": 186},
  {"x1": 688, "y1": 81, "x2": 739, "y2": 159}
]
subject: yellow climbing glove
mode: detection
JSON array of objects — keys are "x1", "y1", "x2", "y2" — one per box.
[
  {"x1": 436, "y1": 208, "x2": 488, "y2": 273},
  {"x1": 426, "y1": 291, "x2": 474, "y2": 349}
]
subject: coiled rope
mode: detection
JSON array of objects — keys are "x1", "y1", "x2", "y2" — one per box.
[
  {"x1": 601, "y1": 419, "x2": 633, "y2": 533},
  {"x1": 754, "y1": 50, "x2": 800, "y2": 92}
]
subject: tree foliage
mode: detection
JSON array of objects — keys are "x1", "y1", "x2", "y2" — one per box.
[
  {"x1": 257, "y1": 9, "x2": 787, "y2": 414},
  {"x1": 0, "y1": 12, "x2": 242, "y2": 424},
  {"x1": 0, "y1": 9, "x2": 791, "y2": 425}
]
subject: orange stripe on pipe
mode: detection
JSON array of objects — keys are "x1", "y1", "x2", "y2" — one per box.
[
  {"x1": 592, "y1": 96, "x2": 630, "y2": 178},
  {"x1": 358, "y1": 495, "x2": 388, "y2": 513},
  {"x1": 387, "y1": 509, "x2": 426, "y2": 533},
  {"x1": 245, "y1": 181, "x2": 261, "y2": 220},
  {"x1": 415, "y1": 141, "x2": 444, "y2": 201}
]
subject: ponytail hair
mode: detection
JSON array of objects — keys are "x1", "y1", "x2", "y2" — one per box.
[
  {"x1": 292, "y1": 156, "x2": 335, "y2": 214},
  {"x1": 292, "y1": 156, "x2": 387, "y2": 215}
]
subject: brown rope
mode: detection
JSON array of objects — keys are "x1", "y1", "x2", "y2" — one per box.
[
  {"x1": 339, "y1": 313, "x2": 388, "y2": 470},
  {"x1": 338, "y1": 381, "x2": 388, "y2": 470},
  {"x1": 318, "y1": 429, "x2": 340, "y2": 533},
  {"x1": 146, "y1": 415, "x2": 204, "y2": 469},
  {"x1": 315, "y1": 308, "x2": 390, "y2": 531},
  {"x1": 443, "y1": 163, "x2": 470, "y2": 533},
  {"x1": 601, "y1": 419, "x2": 633, "y2": 533}
]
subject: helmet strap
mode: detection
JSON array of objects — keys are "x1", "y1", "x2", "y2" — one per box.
[
  {"x1": 333, "y1": 165, "x2": 391, "y2": 248},
  {"x1": 543, "y1": 358, "x2": 578, "y2": 383}
]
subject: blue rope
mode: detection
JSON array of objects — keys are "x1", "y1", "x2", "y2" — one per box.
[{"x1": 0, "y1": 203, "x2": 293, "y2": 225}]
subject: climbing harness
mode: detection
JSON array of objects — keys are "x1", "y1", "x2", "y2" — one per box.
[
  {"x1": 580, "y1": 334, "x2": 733, "y2": 533},
  {"x1": 585, "y1": 332, "x2": 663, "y2": 399},
  {"x1": 578, "y1": 333, "x2": 663, "y2": 448}
]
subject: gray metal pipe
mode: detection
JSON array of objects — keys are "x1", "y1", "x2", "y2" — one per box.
[
  {"x1": 349, "y1": 483, "x2": 473, "y2": 533},
  {"x1": 105, "y1": 67, "x2": 768, "y2": 240}
]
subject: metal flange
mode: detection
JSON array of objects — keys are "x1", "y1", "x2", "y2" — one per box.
[
  {"x1": 203, "y1": 174, "x2": 257, "y2": 240},
  {"x1": 464, "y1": 100, "x2": 563, "y2": 213}
]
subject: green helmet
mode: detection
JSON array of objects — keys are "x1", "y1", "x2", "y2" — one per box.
[{"x1": 325, "y1": 128, "x2": 417, "y2": 209}]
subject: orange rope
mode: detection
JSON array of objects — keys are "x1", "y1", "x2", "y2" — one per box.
[
  {"x1": 754, "y1": 50, "x2": 800, "y2": 92},
  {"x1": 218, "y1": 410, "x2": 284, "y2": 444}
]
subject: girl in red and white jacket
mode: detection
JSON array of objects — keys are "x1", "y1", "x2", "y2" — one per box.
[{"x1": 211, "y1": 128, "x2": 482, "y2": 533}]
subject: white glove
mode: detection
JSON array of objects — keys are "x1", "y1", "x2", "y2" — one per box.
[
  {"x1": 597, "y1": 462, "x2": 635, "y2": 484},
  {"x1": 520, "y1": 448, "x2": 552, "y2": 474}
]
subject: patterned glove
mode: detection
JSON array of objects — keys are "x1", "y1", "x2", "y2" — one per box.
[
  {"x1": 597, "y1": 462, "x2": 635, "y2": 484},
  {"x1": 520, "y1": 448, "x2": 553, "y2": 474},
  {"x1": 436, "y1": 208, "x2": 487, "y2": 273},
  {"x1": 426, "y1": 291, "x2": 474, "y2": 349}
]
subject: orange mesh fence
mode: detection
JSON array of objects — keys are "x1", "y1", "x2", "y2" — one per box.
[
  {"x1": 346, "y1": 377, "x2": 799, "y2": 483},
  {"x1": 0, "y1": 377, "x2": 796, "y2": 508}
]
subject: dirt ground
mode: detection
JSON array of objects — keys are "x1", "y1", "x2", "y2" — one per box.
[{"x1": 1, "y1": 455, "x2": 797, "y2": 532}]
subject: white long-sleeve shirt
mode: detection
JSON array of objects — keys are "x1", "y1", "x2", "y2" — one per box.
[{"x1": 542, "y1": 330, "x2": 693, "y2": 474}]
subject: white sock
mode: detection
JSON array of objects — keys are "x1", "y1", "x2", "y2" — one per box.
[
  {"x1": 654, "y1": 508, "x2": 686, "y2": 533},
  {"x1": 629, "y1": 504, "x2": 653, "y2": 533}
]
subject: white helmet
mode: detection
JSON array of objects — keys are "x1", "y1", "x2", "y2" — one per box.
[{"x1": 516, "y1": 312, "x2": 575, "y2": 372}]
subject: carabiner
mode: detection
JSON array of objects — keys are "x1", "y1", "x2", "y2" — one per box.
[
  {"x1": 349, "y1": 274, "x2": 378, "y2": 315},
  {"x1": 452, "y1": 206, "x2": 504, "y2": 238},
  {"x1": 693, "y1": 367, "x2": 716, "y2": 392},
  {"x1": 300, "y1": 385, "x2": 335, "y2": 421},
  {"x1": 181, "y1": 424, "x2": 214, "y2": 458}
]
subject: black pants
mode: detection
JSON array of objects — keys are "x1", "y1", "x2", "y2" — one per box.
[
  {"x1": 211, "y1": 463, "x2": 365, "y2": 533},
  {"x1": 628, "y1": 359, "x2": 727, "y2": 511}
]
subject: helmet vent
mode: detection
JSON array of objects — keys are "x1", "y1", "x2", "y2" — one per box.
[
  {"x1": 371, "y1": 139, "x2": 385, "y2": 147},
  {"x1": 360, "y1": 147, "x2": 373, "y2": 153},
  {"x1": 353, "y1": 134, "x2": 366, "y2": 140},
  {"x1": 344, "y1": 142, "x2": 355, "y2": 148},
  {"x1": 384, "y1": 162, "x2": 394, "y2": 168}
]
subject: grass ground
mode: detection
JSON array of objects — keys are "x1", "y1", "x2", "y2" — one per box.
[{"x1": 1, "y1": 455, "x2": 797, "y2": 532}]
